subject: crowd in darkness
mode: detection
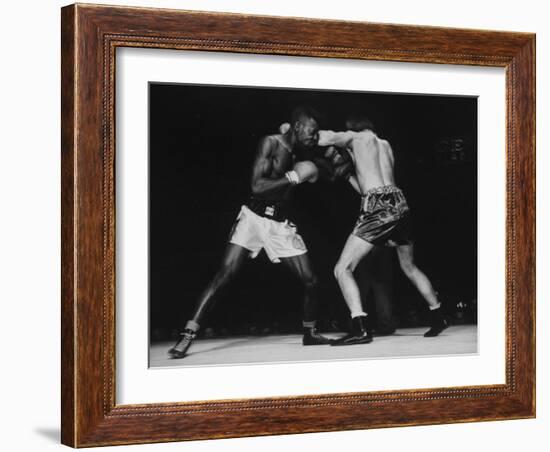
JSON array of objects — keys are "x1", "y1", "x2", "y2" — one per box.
[{"x1": 149, "y1": 83, "x2": 478, "y2": 341}]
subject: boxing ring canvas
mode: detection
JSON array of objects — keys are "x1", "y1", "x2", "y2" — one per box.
[{"x1": 61, "y1": 4, "x2": 535, "y2": 447}]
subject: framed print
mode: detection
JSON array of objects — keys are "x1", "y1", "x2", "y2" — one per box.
[{"x1": 61, "y1": 3, "x2": 535, "y2": 447}]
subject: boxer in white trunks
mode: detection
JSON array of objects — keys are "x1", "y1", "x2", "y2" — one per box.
[{"x1": 169, "y1": 106, "x2": 332, "y2": 359}]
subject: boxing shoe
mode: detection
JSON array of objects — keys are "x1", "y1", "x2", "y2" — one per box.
[
  {"x1": 168, "y1": 328, "x2": 197, "y2": 359},
  {"x1": 424, "y1": 307, "x2": 448, "y2": 337},
  {"x1": 330, "y1": 316, "x2": 373, "y2": 346},
  {"x1": 302, "y1": 327, "x2": 332, "y2": 345}
]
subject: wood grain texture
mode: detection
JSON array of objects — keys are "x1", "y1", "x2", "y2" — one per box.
[
  {"x1": 61, "y1": 3, "x2": 536, "y2": 447},
  {"x1": 60, "y1": 5, "x2": 76, "y2": 446}
]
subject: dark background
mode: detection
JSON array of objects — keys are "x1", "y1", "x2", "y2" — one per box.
[{"x1": 149, "y1": 83, "x2": 477, "y2": 340}]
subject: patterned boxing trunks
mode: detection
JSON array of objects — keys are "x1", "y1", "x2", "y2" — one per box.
[{"x1": 352, "y1": 185, "x2": 412, "y2": 247}]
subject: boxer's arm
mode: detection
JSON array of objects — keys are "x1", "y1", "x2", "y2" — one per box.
[
  {"x1": 307, "y1": 146, "x2": 353, "y2": 182},
  {"x1": 250, "y1": 137, "x2": 291, "y2": 196},
  {"x1": 332, "y1": 147, "x2": 354, "y2": 180},
  {"x1": 334, "y1": 160, "x2": 354, "y2": 180},
  {"x1": 347, "y1": 175, "x2": 362, "y2": 194},
  {"x1": 317, "y1": 130, "x2": 359, "y2": 147},
  {"x1": 311, "y1": 154, "x2": 353, "y2": 182}
]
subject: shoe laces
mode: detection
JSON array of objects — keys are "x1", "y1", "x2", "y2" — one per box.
[
  {"x1": 173, "y1": 329, "x2": 196, "y2": 352},
  {"x1": 310, "y1": 328, "x2": 326, "y2": 338}
]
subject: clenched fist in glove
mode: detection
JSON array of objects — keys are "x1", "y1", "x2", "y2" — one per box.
[{"x1": 285, "y1": 161, "x2": 319, "y2": 184}]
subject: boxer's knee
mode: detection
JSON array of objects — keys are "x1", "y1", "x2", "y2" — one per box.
[
  {"x1": 302, "y1": 272, "x2": 318, "y2": 290},
  {"x1": 334, "y1": 260, "x2": 351, "y2": 281}
]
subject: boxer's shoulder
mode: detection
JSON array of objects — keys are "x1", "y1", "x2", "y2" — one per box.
[
  {"x1": 265, "y1": 133, "x2": 285, "y2": 141},
  {"x1": 257, "y1": 134, "x2": 279, "y2": 153},
  {"x1": 260, "y1": 134, "x2": 281, "y2": 146},
  {"x1": 264, "y1": 134, "x2": 292, "y2": 154},
  {"x1": 355, "y1": 130, "x2": 376, "y2": 141}
]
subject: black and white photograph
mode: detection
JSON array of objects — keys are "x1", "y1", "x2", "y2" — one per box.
[{"x1": 148, "y1": 83, "x2": 478, "y2": 367}]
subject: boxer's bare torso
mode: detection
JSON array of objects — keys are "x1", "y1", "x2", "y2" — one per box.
[
  {"x1": 250, "y1": 134, "x2": 296, "y2": 201},
  {"x1": 318, "y1": 130, "x2": 395, "y2": 194},
  {"x1": 266, "y1": 135, "x2": 295, "y2": 178}
]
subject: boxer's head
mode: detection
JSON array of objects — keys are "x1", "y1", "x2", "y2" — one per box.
[
  {"x1": 290, "y1": 106, "x2": 321, "y2": 148},
  {"x1": 345, "y1": 115, "x2": 375, "y2": 133}
]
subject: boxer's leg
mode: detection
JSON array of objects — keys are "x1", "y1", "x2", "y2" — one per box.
[
  {"x1": 280, "y1": 253, "x2": 331, "y2": 345},
  {"x1": 190, "y1": 243, "x2": 250, "y2": 325},
  {"x1": 396, "y1": 243, "x2": 438, "y2": 308},
  {"x1": 168, "y1": 243, "x2": 249, "y2": 358},
  {"x1": 355, "y1": 251, "x2": 376, "y2": 333},
  {"x1": 331, "y1": 234, "x2": 374, "y2": 345},
  {"x1": 396, "y1": 243, "x2": 447, "y2": 337},
  {"x1": 334, "y1": 235, "x2": 374, "y2": 317},
  {"x1": 280, "y1": 253, "x2": 318, "y2": 322}
]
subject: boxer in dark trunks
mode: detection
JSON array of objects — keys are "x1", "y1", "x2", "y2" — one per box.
[
  {"x1": 318, "y1": 116, "x2": 448, "y2": 345},
  {"x1": 168, "y1": 106, "x2": 332, "y2": 359},
  {"x1": 352, "y1": 185, "x2": 411, "y2": 247}
]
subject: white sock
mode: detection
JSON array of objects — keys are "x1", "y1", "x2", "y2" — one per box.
[
  {"x1": 185, "y1": 320, "x2": 200, "y2": 332},
  {"x1": 351, "y1": 311, "x2": 367, "y2": 319},
  {"x1": 429, "y1": 303, "x2": 441, "y2": 311}
]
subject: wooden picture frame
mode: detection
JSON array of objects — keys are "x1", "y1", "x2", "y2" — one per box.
[{"x1": 61, "y1": 3, "x2": 535, "y2": 447}]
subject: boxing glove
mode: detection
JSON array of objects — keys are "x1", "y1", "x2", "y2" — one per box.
[{"x1": 287, "y1": 161, "x2": 319, "y2": 184}]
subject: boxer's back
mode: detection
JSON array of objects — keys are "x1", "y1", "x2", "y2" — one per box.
[{"x1": 351, "y1": 132, "x2": 396, "y2": 193}]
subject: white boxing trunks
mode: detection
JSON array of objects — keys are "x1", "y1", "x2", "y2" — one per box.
[{"x1": 229, "y1": 205, "x2": 308, "y2": 263}]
